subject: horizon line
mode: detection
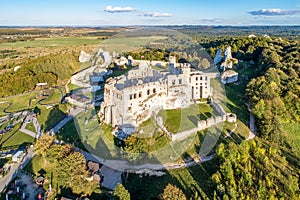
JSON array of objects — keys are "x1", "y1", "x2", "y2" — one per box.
[{"x1": 0, "y1": 24, "x2": 300, "y2": 28}]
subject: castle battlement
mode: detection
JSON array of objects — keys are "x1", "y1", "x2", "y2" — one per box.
[{"x1": 99, "y1": 59, "x2": 214, "y2": 130}]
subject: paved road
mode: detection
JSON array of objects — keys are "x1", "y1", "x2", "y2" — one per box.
[
  {"x1": 247, "y1": 112, "x2": 256, "y2": 140},
  {"x1": 246, "y1": 103, "x2": 256, "y2": 140},
  {"x1": 81, "y1": 148, "x2": 215, "y2": 192},
  {"x1": 0, "y1": 147, "x2": 35, "y2": 193},
  {"x1": 19, "y1": 128, "x2": 37, "y2": 138},
  {"x1": 19, "y1": 115, "x2": 41, "y2": 139}
]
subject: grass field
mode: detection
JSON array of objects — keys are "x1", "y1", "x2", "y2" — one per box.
[
  {"x1": 0, "y1": 102, "x2": 10, "y2": 116},
  {"x1": 57, "y1": 119, "x2": 87, "y2": 150},
  {"x1": 0, "y1": 131, "x2": 34, "y2": 149},
  {"x1": 124, "y1": 158, "x2": 218, "y2": 200},
  {"x1": 40, "y1": 88, "x2": 62, "y2": 105},
  {"x1": 25, "y1": 122, "x2": 36, "y2": 133},
  {"x1": 158, "y1": 104, "x2": 214, "y2": 134},
  {"x1": 36, "y1": 104, "x2": 68, "y2": 131},
  {"x1": 0, "y1": 91, "x2": 41, "y2": 113},
  {"x1": 0, "y1": 122, "x2": 35, "y2": 150},
  {"x1": 23, "y1": 155, "x2": 68, "y2": 197},
  {"x1": 0, "y1": 37, "x2": 102, "y2": 48},
  {"x1": 100, "y1": 36, "x2": 166, "y2": 53}
]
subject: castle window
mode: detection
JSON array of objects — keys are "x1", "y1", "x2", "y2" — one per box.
[
  {"x1": 179, "y1": 79, "x2": 182, "y2": 84},
  {"x1": 195, "y1": 77, "x2": 198, "y2": 81},
  {"x1": 205, "y1": 76, "x2": 208, "y2": 81},
  {"x1": 139, "y1": 92, "x2": 142, "y2": 98},
  {"x1": 172, "y1": 80, "x2": 175, "y2": 85},
  {"x1": 130, "y1": 94, "x2": 133, "y2": 100},
  {"x1": 134, "y1": 93, "x2": 137, "y2": 99},
  {"x1": 200, "y1": 76, "x2": 202, "y2": 80},
  {"x1": 153, "y1": 88, "x2": 156, "y2": 93},
  {"x1": 147, "y1": 89, "x2": 150, "y2": 95}
]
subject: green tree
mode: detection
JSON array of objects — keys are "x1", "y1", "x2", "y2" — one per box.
[
  {"x1": 160, "y1": 184, "x2": 187, "y2": 200},
  {"x1": 34, "y1": 134, "x2": 54, "y2": 158},
  {"x1": 56, "y1": 149, "x2": 97, "y2": 196},
  {"x1": 113, "y1": 183, "x2": 131, "y2": 200}
]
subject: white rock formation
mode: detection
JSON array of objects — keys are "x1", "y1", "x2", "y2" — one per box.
[
  {"x1": 224, "y1": 46, "x2": 232, "y2": 60},
  {"x1": 96, "y1": 48, "x2": 112, "y2": 67},
  {"x1": 14, "y1": 66, "x2": 22, "y2": 72},
  {"x1": 115, "y1": 56, "x2": 128, "y2": 66},
  {"x1": 79, "y1": 50, "x2": 91, "y2": 63},
  {"x1": 214, "y1": 49, "x2": 223, "y2": 64},
  {"x1": 220, "y1": 46, "x2": 238, "y2": 70},
  {"x1": 221, "y1": 70, "x2": 238, "y2": 84}
]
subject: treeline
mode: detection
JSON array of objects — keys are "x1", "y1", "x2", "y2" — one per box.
[
  {"x1": 203, "y1": 36, "x2": 275, "y2": 62},
  {"x1": 213, "y1": 140, "x2": 299, "y2": 199},
  {"x1": 172, "y1": 26, "x2": 300, "y2": 40},
  {"x1": 124, "y1": 49, "x2": 169, "y2": 61},
  {"x1": 0, "y1": 53, "x2": 79, "y2": 97},
  {"x1": 245, "y1": 39, "x2": 300, "y2": 151},
  {"x1": 204, "y1": 36, "x2": 300, "y2": 154}
]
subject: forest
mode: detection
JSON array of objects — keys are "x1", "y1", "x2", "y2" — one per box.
[{"x1": 0, "y1": 53, "x2": 79, "y2": 97}]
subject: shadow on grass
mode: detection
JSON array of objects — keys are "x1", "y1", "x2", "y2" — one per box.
[{"x1": 44, "y1": 105, "x2": 67, "y2": 132}]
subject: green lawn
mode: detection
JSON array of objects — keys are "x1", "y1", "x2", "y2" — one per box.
[
  {"x1": 124, "y1": 158, "x2": 218, "y2": 200},
  {"x1": 158, "y1": 104, "x2": 213, "y2": 134},
  {"x1": 23, "y1": 155, "x2": 64, "y2": 197},
  {"x1": 0, "y1": 37, "x2": 102, "y2": 48},
  {"x1": 0, "y1": 122, "x2": 34, "y2": 150},
  {"x1": 0, "y1": 102, "x2": 10, "y2": 116},
  {"x1": 78, "y1": 61, "x2": 93, "y2": 72},
  {"x1": 37, "y1": 104, "x2": 68, "y2": 131},
  {"x1": 0, "y1": 91, "x2": 41, "y2": 113},
  {"x1": 0, "y1": 131, "x2": 34, "y2": 149},
  {"x1": 100, "y1": 36, "x2": 166, "y2": 53},
  {"x1": 40, "y1": 88, "x2": 62, "y2": 105},
  {"x1": 57, "y1": 119, "x2": 86, "y2": 150},
  {"x1": 67, "y1": 83, "x2": 83, "y2": 93},
  {"x1": 25, "y1": 122, "x2": 36, "y2": 133},
  {"x1": 137, "y1": 117, "x2": 160, "y2": 137},
  {"x1": 0, "y1": 122, "x2": 22, "y2": 148}
]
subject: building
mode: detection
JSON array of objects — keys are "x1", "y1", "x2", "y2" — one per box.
[
  {"x1": 221, "y1": 70, "x2": 238, "y2": 84},
  {"x1": 99, "y1": 58, "x2": 214, "y2": 130},
  {"x1": 12, "y1": 151, "x2": 24, "y2": 162},
  {"x1": 65, "y1": 93, "x2": 90, "y2": 107}
]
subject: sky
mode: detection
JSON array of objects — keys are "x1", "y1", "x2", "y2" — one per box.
[{"x1": 0, "y1": 0, "x2": 300, "y2": 26}]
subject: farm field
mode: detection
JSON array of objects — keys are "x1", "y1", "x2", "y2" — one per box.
[
  {"x1": 0, "y1": 37, "x2": 102, "y2": 48},
  {"x1": 100, "y1": 36, "x2": 166, "y2": 53}
]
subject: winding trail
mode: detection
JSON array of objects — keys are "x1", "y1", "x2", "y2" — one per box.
[{"x1": 245, "y1": 103, "x2": 256, "y2": 140}]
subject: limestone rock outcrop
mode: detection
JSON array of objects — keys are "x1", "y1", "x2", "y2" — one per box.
[
  {"x1": 220, "y1": 46, "x2": 238, "y2": 70},
  {"x1": 214, "y1": 49, "x2": 223, "y2": 64},
  {"x1": 79, "y1": 50, "x2": 91, "y2": 63}
]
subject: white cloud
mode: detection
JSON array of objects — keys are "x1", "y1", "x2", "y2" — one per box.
[
  {"x1": 104, "y1": 5, "x2": 136, "y2": 13},
  {"x1": 143, "y1": 12, "x2": 173, "y2": 17},
  {"x1": 249, "y1": 8, "x2": 300, "y2": 16}
]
